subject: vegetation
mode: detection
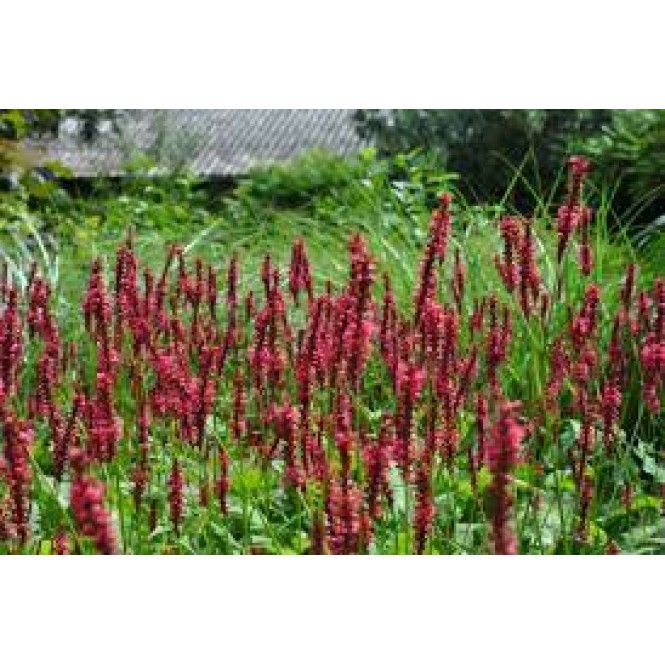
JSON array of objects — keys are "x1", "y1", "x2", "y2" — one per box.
[
  {"x1": 353, "y1": 110, "x2": 610, "y2": 204},
  {"x1": 354, "y1": 110, "x2": 665, "y2": 234},
  {"x1": 573, "y1": 110, "x2": 665, "y2": 232},
  {"x1": 0, "y1": 110, "x2": 116, "y2": 144},
  {"x1": 0, "y1": 152, "x2": 662, "y2": 554}
]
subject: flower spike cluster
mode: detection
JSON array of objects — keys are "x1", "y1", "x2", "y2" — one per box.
[{"x1": 0, "y1": 155, "x2": 663, "y2": 555}]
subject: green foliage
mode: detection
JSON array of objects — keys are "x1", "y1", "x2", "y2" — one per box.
[
  {"x1": 353, "y1": 110, "x2": 610, "y2": 206},
  {"x1": 231, "y1": 148, "x2": 457, "y2": 228},
  {"x1": 574, "y1": 110, "x2": 665, "y2": 230},
  {"x1": 26, "y1": 156, "x2": 211, "y2": 250},
  {"x1": 234, "y1": 149, "x2": 372, "y2": 209},
  {"x1": 0, "y1": 189, "x2": 59, "y2": 287},
  {"x1": 96, "y1": 158, "x2": 211, "y2": 230},
  {"x1": 0, "y1": 110, "x2": 63, "y2": 141},
  {"x1": 0, "y1": 109, "x2": 116, "y2": 142}
]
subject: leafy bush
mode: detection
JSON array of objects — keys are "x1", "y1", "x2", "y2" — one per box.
[
  {"x1": 232, "y1": 148, "x2": 457, "y2": 222},
  {"x1": 27, "y1": 155, "x2": 212, "y2": 246},
  {"x1": 353, "y1": 110, "x2": 611, "y2": 207},
  {"x1": 573, "y1": 110, "x2": 665, "y2": 230},
  {"x1": 233, "y1": 149, "x2": 369, "y2": 209}
]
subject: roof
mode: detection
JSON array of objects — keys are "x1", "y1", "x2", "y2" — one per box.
[{"x1": 28, "y1": 109, "x2": 367, "y2": 177}]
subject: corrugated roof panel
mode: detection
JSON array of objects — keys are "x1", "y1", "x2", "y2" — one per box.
[{"x1": 29, "y1": 109, "x2": 368, "y2": 177}]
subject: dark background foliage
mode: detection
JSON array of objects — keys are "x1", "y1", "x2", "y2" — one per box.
[
  {"x1": 353, "y1": 110, "x2": 609, "y2": 200},
  {"x1": 353, "y1": 109, "x2": 664, "y2": 233}
]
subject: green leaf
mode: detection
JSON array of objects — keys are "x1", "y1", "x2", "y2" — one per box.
[{"x1": 635, "y1": 440, "x2": 665, "y2": 483}]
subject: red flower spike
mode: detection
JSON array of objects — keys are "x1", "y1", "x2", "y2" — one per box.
[
  {"x1": 485, "y1": 402, "x2": 530, "y2": 555},
  {"x1": 70, "y1": 473, "x2": 116, "y2": 555},
  {"x1": 168, "y1": 458, "x2": 184, "y2": 535}
]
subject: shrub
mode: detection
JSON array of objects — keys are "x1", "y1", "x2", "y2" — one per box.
[{"x1": 233, "y1": 149, "x2": 368, "y2": 209}]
